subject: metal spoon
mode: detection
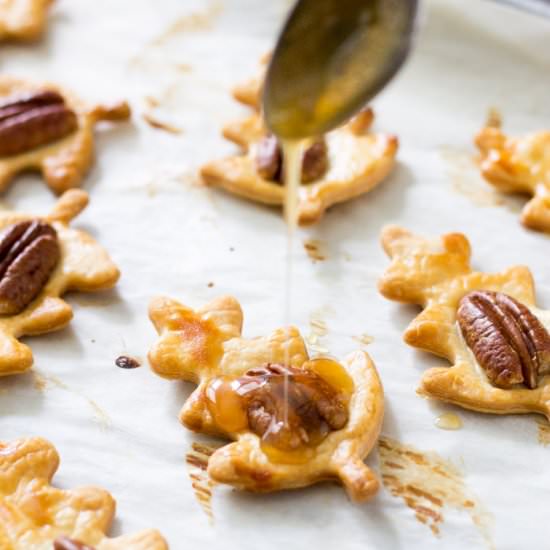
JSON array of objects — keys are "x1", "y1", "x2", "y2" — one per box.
[{"x1": 263, "y1": 0, "x2": 419, "y2": 140}]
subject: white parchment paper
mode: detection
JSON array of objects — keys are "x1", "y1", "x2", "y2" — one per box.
[{"x1": 1, "y1": 0, "x2": 549, "y2": 548}]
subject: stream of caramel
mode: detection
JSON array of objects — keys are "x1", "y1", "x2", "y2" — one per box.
[{"x1": 281, "y1": 139, "x2": 307, "y2": 425}]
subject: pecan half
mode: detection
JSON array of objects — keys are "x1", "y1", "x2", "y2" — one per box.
[
  {"x1": 255, "y1": 136, "x2": 329, "y2": 184},
  {"x1": 457, "y1": 290, "x2": 550, "y2": 388},
  {"x1": 0, "y1": 220, "x2": 60, "y2": 315},
  {"x1": 240, "y1": 363, "x2": 348, "y2": 450},
  {"x1": 256, "y1": 134, "x2": 281, "y2": 181},
  {"x1": 53, "y1": 536, "x2": 96, "y2": 550},
  {"x1": 301, "y1": 139, "x2": 328, "y2": 183},
  {"x1": 0, "y1": 90, "x2": 78, "y2": 157}
]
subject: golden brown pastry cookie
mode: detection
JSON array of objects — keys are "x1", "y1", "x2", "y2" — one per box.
[
  {"x1": 0, "y1": 436, "x2": 168, "y2": 549},
  {"x1": 0, "y1": 189, "x2": 119, "y2": 376},
  {"x1": 379, "y1": 225, "x2": 550, "y2": 419},
  {"x1": 200, "y1": 68, "x2": 398, "y2": 225},
  {"x1": 148, "y1": 295, "x2": 384, "y2": 502},
  {"x1": 475, "y1": 124, "x2": 550, "y2": 233},
  {"x1": 0, "y1": 0, "x2": 52, "y2": 42},
  {"x1": 0, "y1": 77, "x2": 130, "y2": 194}
]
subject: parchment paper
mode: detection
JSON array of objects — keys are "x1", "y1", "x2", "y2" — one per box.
[{"x1": 1, "y1": 1, "x2": 549, "y2": 548}]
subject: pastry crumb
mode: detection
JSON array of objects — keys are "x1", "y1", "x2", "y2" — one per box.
[{"x1": 207, "y1": 282, "x2": 214, "y2": 288}]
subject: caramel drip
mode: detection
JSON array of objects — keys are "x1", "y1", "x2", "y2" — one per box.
[{"x1": 434, "y1": 412, "x2": 463, "y2": 431}]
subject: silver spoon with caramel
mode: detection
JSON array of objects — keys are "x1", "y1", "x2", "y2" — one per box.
[{"x1": 264, "y1": 0, "x2": 419, "y2": 140}]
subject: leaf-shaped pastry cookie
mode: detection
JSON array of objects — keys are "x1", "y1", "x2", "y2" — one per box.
[
  {"x1": 148, "y1": 295, "x2": 384, "y2": 502},
  {"x1": 201, "y1": 63, "x2": 398, "y2": 225},
  {"x1": 0, "y1": 77, "x2": 130, "y2": 194},
  {"x1": 0, "y1": 189, "x2": 120, "y2": 375},
  {"x1": 475, "y1": 124, "x2": 550, "y2": 233},
  {"x1": 0, "y1": 437, "x2": 168, "y2": 549},
  {"x1": 379, "y1": 225, "x2": 550, "y2": 419}
]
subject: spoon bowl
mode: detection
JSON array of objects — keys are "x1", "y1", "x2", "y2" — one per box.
[{"x1": 264, "y1": 0, "x2": 419, "y2": 140}]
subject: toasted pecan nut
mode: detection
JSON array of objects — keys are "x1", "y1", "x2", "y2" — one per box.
[
  {"x1": 255, "y1": 134, "x2": 281, "y2": 181},
  {"x1": 241, "y1": 363, "x2": 349, "y2": 451},
  {"x1": 457, "y1": 290, "x2": 550, "y2": 389},
  {"x1": 54, "y1": 536, "x2": 96, "y2": 550},
  {"x1": 0, "y1": 220, "x2": 60, "y2": 315},
  {"x1": 0, "y1": 90, "x2": 77, "y2": 157},
  {"x1": 301, "y1": 139, "x2": 328, "y2": 183},
  {"x1": 0, "y1": 89, "x2": 64, "y2": 121},
  {"x1": 255, "y1": 135, "x2": 328, "y2": 184}
]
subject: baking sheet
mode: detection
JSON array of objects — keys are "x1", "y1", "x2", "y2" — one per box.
[{"x1": 1, "y1": 0, "x2": 550, "y2": 548}]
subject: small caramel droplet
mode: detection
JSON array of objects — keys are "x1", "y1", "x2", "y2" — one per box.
[{"x1": 435, "y1": 412, "x2": 463, "y2": 431}]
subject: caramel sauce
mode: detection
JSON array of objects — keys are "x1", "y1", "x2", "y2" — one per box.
[
  {"x1": 204, "y1": 359, "x2": 352, "y2": 463},
  {"x1": 205, "y1": 377, "x2": 249, "y2": 433},
  {"x1": 303, "y1": 357, "x2": 354, "y2": 395}
]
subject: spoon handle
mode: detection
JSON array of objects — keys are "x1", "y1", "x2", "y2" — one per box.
[{"x1": 492, "y1": 0, "x2": 550, "y2": 18}]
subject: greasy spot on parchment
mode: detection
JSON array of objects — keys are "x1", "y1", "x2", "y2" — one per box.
[
  {"x1": 303, "y1": 239, "x2": 327, "y2": 262},
  {"x1": 69, "y1": 293, "x2": 117, "y2": 308},
  {"x1": 352, "y1": 333, "x2": 374, "y2": 347},
  {"x1": 151, "y1": 0, "x2": 223, "y2": 46},
  {"x1": 185, "y1": 441, "x2": 221, "y2": 521},
  {"x1": 536, "y1": 419, "x2": 550, "y2": 447},
  {"x1": 33, "y1": 372, "x2": 112, "y2": 431},
  {"x1": 378, "y1": 436, "x2": 493, "y2": 546},
  {"x1": 440, "y1": 145, "x2": 520, "y2": 213}
]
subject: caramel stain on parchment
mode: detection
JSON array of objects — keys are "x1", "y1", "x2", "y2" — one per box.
[
  {"x1": 185, "y1": 441, "x2": 221, "y2": 520},
  {"x1": 33, "y1": 372, "x2": 112, "y2": 430},
  {"x1": 485, "y1": 107, "x2": 502, "y2": 129},
  {"x1": 441, "y1": 146, "x2": 521, "y2": 214},
  {"x1": 142, "y1": 112, "x2": 183, "y2": 135},
  {"x1": 351, "y1": 333, "x2": 374, "y2": 347},
  {"x1": 175, "y1": 63, "x2": 193, "y2": 73},
  {"x1": 146, "y1": 182, "x2": 158, "y2": 197},
  {"x1": 69, "y1": 294, "x2": 117, "y2": 308},
  {"x1": 379, "y1": 436, "x2": 493, "y2": 546},
  {"x1": 151, "y1": 0, "x2": 223, "y2": 46},
  {"x1": 536, "y1": 419, "x2": 550, "y2": 446},
  {"x1": 306, "y1": 314, "x2": 329, "y2": 355},
  {"x1": 304, "y1": 239, "x2": 327, "y2": 262}
]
